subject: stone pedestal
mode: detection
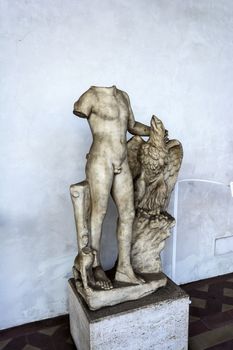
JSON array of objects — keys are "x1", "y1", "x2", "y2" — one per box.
[{"x1": 68, "y1": 276, "x2": 189, "y2": 350}]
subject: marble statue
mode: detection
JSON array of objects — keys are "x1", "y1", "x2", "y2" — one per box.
[{"x1": 70, "y1": 86, "x2": 183, "y2": 310}]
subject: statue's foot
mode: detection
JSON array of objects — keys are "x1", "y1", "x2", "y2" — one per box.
[
  {"x1": 93, "y1": 266, "x2": 113, "y2": 290},
  {"x1": 115, "y1": 268, "x2": 145, "y2": 285}
]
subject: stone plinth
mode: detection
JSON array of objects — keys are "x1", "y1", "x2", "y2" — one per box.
[
  {"x1": 75, "y1": 272, "x2": 167, "y2": 310},
  {"x1": 68, "y1": 276, "x2": 189, "y2": 350}
]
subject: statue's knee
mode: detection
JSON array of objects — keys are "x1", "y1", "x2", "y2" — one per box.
[
  {"x1": 70, "y1": 185, "x2": 80, "y2": 198},
  {"x1": 93, "y1": 207, "x2": 107, "y2": 221}
]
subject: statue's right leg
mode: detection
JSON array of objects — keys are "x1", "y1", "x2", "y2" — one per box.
[
  {"x1": 86, "y1": 157, "x2": 113, "y2": 290},
  {"x1": 112, "y1": 161, "x2": 144, "y2": 285}
]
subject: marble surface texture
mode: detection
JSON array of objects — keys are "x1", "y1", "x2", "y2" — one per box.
[{"x1": 68, "y1": 277, "x2": 189, "y2": 350}]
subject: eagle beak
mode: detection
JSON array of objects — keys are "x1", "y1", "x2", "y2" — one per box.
[
  {"x1": 150, "y1": 115, "x2": 165, "y2": 137},
  {"x1": 151, "y1": 115, "x2": 161, "y2": 130},
  {"x1": 151, "y1": 115, "x2": 157, "y2": 130}
]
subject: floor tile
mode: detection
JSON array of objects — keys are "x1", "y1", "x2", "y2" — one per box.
[
  {"x1": 222, "y1": 303, "x2": 233, "y2": 312},
  {"x1": 189, "y1": 320, "x2": 209, "y2": 337},
  {"x1": 0, "y1": 340, "x2": 11, "y2": 350},
  {"x1": 2, "y1": 336, "x2": 27, "y2": 350},
  {"x1": 26, "y1": 333, "x2": 54, "y2": 350},
  {"x1": 223, "y1": 288, "x2": 233, "y2": 298},
  {"x1": 182, "y1": 273, "x2": 233, "y2": 350},
  {"x1": 191, "y1": 297, "x2": 206, "y2": 309},
  {"x1": 38, "y1": 325, "x2": 61, "y2": 336},
  {"x1": 196, "y1": 284, "x2": 209, "y2": 292},
  {"x1": 22, "y1": 345, "x2": 40, "y2": 350},
  {"x1": 189, "y1": 323, "x2": 233, "y2": 350},
  {"x1": 189, "y1": 315, "x2": 200, "y2": 323},
  {"x1": 202, "y1": 311, "x2": 233, "y2": 330},
  {"x1": 205, "y1": 338, "x2": 233, "y2": 349}
]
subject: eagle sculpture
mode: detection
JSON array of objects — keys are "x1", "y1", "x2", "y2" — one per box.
[
  {"x1": 128, "y1": 115, "x2": 183, "y2": 216},
  {"x1": 128, "y1": 115, "x2": 183, "y2": 274}
]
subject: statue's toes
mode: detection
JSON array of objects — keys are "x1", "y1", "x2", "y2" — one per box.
[
  {"x1": 96, "y1": 279, "x2": 113, "y2": 290},
  {"x1": 96, "y1": 281, "x2": 102, "y2": 288},
  {"x1": 96, "y1": 281, "x2": 106, "y2": 289},
  {"x1": 102, "y1": 281, "x2": 111, "y2": 290},
  {"x1": 106, "y1": 281, "x2": 113, "y2": 289},
  {"x1": 101, "y1": 282, "x2": 106, "y2": 289}
]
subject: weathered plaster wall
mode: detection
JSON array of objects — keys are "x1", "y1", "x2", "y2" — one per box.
[{"x1": 1, "y1": 0, "x2": 233, "y2": 328}]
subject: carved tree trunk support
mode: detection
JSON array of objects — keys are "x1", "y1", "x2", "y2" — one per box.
[
  {"x1": 70, "y1": 181, "x2": 90, "y2": 250},
  {"x1": 131, "y1": 214, "x2": 175, "y2": 274}
]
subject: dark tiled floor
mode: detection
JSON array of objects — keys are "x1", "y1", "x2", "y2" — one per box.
[
  {"x1": 182, "y1": 272, "x2": 233, "y2": 350},
  {"x1": 0, "y1": 316, "x2": 76, "y2": 350},
  {"x1": 1, "y1": 273, "x2": 233, "y2": 350}
]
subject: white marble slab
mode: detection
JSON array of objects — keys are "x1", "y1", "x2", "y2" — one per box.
[{"x1": 68, "y1": 276, "x2": 189, "y2": 350}]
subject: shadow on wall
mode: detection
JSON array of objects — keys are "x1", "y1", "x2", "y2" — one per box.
[{"x1": 162, "y1": 179, "x2": 233, "y2": 285}]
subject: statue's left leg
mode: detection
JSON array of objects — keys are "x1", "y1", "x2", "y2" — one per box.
[{"x1": 112, "y1": 161, "x2": 144, "y2": 284}]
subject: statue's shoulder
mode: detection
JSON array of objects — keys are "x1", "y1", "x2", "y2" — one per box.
[
  {"x1": 81, "y1": 87, "x2": 96, "y2": 99},
  {"x1": 74, "y1": 88, "x2": 97, "y2": 118},
  {"x1": 77, "y1": 87, "x2": 98, "y2": 106},
  {"x1": 116, "y1": 87, "x2": 127, "y2": 96},
  {"x1": 117, "y1": 88, "x2": 130, "y2": 104}
]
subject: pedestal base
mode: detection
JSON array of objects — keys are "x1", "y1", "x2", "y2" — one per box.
[
  {"x1": 76, "y1": 272, "x2": 167, "y2": 310},
  {"x1": 68, "y1": 276, "x2": 189, "y2": 350}
]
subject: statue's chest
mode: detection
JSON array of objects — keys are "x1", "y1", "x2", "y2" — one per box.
[{"x1": 93, "y1": 95, "x2": 128, "y2": 121}]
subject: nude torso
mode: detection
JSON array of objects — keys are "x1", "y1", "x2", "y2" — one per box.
[{"x1": 87, "y1": 86, "x2": 129, "y2": 169}]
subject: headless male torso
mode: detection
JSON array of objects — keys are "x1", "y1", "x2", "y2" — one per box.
[{"x1": 73, "y1": 86, "x2": 150, "y2": 289}]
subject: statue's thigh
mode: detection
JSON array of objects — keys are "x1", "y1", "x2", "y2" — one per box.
[
  {"x1": 86, "y1": 157, "x2": 113, "y2": 204},
  {"x1": 112, "y1": 165, "x2": 134, "y2": 213}
]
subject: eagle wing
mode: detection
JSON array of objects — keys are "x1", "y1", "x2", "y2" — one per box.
[
  {"x1": 163, "y1": 140, "x2": 183, "y2": 209},
  {"x1": 127, "y1": 135, "x2": 145, "y2": 179}
]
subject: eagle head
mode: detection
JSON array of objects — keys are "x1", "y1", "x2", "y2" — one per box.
[{"x1": 149, "y1": 115, "x2": 166, "y2": 146}]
